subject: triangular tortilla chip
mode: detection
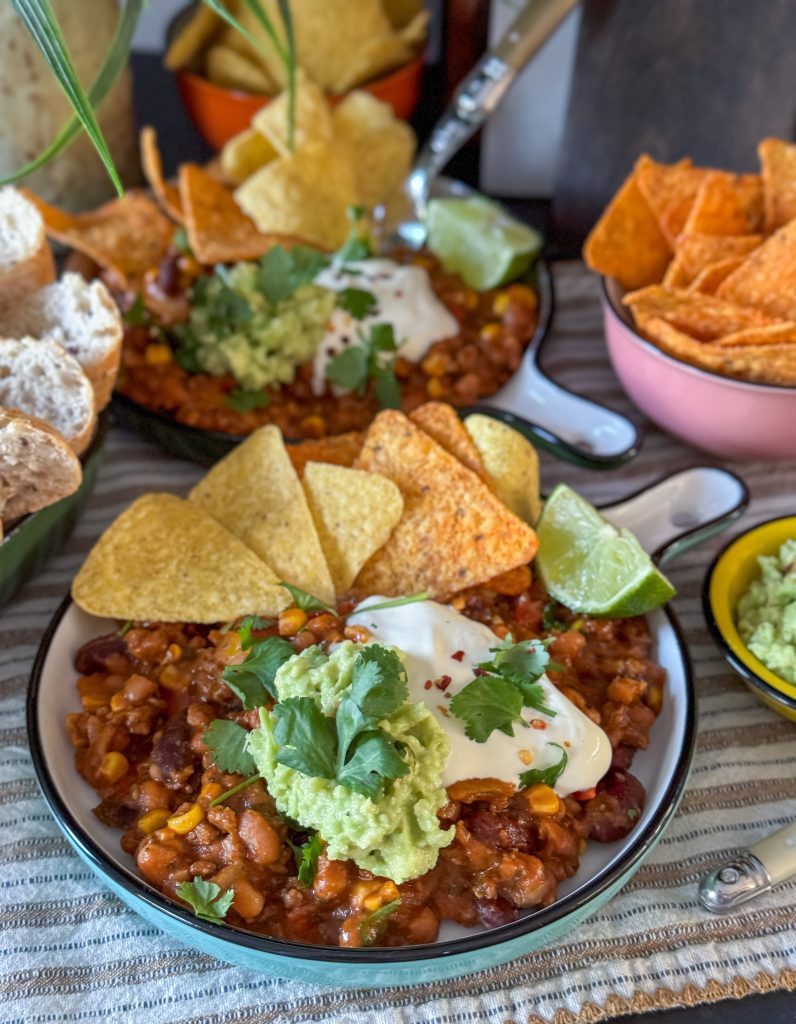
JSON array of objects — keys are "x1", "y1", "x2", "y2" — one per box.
[
  {"x1": 354, "y1": 411, "x2": 538, "y2": 600},
  {"x1": 189, "y1": 425, "x2": 335, "y2": 604},
  {"x1": 759, "y1": 137, "x2": 796, "y2": 232},
  {"x1": 302, "y1": 462, "x2": 403, "y2": 594},
  {"x1": 409, "y1": 402, "x2": 486, "y2": 478},
  {"x1": 681, "y1": 172, "x2": 755, "y2": 236},
  {"x1": 717, "y1": 219, "x2": 796, "y2": 321},
  {"x1": 140, "y1": 126, "x2": 184, "y2": 223},
  {"x1": 287, "y1": 431, "x2": 364, "y2": 477},
  {"x1": 220, "y1": 128, "x2": 278, "y2": 186},
  {"x1": 179, "y1": 163, "x2": 284, "y2": 265},
  {"x1": 635, "y1": 156, "x2": 706, "y2": 247},
  {"x1": 25, "y1": 190, "x2": 174, "y2": 286},
  {"x1": 464, "y1": 414, "x2": 541, "y2": 525},
  {"x1": 72, "y1": 493, "x2": 288, "y2": 622},
  {"x1": 623, "y1": 285, "x2": 777, "y2": 341}
]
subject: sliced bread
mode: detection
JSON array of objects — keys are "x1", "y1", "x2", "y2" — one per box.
[
  {"x1": 0, "y1": 338, "x2": 96, "y2": 456},
  {"x1": 0, "y1": 407, "x2": 81, "y2": 524},
  {"x1": 0, "y1": 273, "x2": 122, "y2": 410},
  {"x1": 0, "y1": 187, "x2": 55, "y2": 311}
]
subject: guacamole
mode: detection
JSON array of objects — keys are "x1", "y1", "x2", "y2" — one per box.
[
  {"x1": 175, "y1": 261, "x2": 336, "y2": 391},
  {"x1": 248, "y1": 641, "x2": 454, "y2": 884},
  {"x1": 736, "y1": 539, "x2": 796, "y2": 683}
]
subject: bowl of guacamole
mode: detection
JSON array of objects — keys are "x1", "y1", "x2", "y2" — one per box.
[{"x1": 736, "y1": 539, "x2": 796, "y2": 685}]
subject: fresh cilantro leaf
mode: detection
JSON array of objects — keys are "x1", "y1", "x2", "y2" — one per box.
[
  {"x1": 359, "y1": 898, "x2": 400, "y2": 945},
  {"x1": 294, "y1": 832, "x2": 324, "y2": 886},
  {"x1": 238, "y1": 615, "x2": 274, "y2": 650},
  {"x1": 374, "y1": 366, "x2": 401, "y2": 409},
  {"x1": 518, "y1": 743, "x2": 568, "y2": 789},
  {"x1": 173, "y1": 227, "x2": 192, "y2": 255},
  {"x1": 448, "y1": 675, "x2": 524, "y2": 742},
  {"x1": 336, "y1": 209, "x2": 372, "y2": 263},
  {"x1": 123, "y1": 294, "x2": 149, "y2": 326},
  {"x1": 176, "y1": 877, "x2": 234, "y2": 924},
  {"x1": 336, "y1": 730, "x2": 409, "y2": 800},
  {"x1": 222, "y1": 635, "x2": 295, "y2": 707},
  {"x1": 279, "y1": 582, "x2": 336, "y2": 614},
  {"x1": 349, "y1": 646, "x2": 408, "y2": 722},
  {"x1": 257, "y1": 245, "x2": 330, "y2": 304},
  {"x1": 368, "y1": 322, "x2": 398, "y2": 353},
  {"x1": 482, "y1": 637, "x2": 549, "y2": 686},
  {"x1": 203, "y1": 719, "x2": 257, "y2": 776},
  {"x1": 273, "y1": 696, "x2": 337, "y2": 778},
  {"x1": 171, "y1": 324, "x2": 202, "y2": 372},
  {"x1": 325, "y1": 345, "x2": 369, "y2": 395},
  {"x1": 208, "y1": 267, "x2": 253, "y2": 334},
  {"x1": 542, "y1": 601, "x2": 567, "y2": 631},
  {"x1": 337, "y1": 287, "x2": 377, "y2": 320},
  {"x1": 515, "y1": 680, "x2": 557, "y2": 718},
  {"x1": 226, "y1": 388, "x2": 270, "y2": 413}
]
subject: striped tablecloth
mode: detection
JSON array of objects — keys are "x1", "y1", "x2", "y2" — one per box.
[{"x1": 2, "y1": 262, "x2": 794, "y2": 1024}]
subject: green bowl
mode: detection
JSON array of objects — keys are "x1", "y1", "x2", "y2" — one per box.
[{"x1": 0, "y1": 414, "x2": 108, "y2": 606}]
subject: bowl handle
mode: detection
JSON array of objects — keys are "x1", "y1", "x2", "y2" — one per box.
[
  {"x1": 599, "y1": 467, "x2": 749, "y2": 566},
  {"x1": 466, "y1": 355, "x2": 642, "y2": 469}
]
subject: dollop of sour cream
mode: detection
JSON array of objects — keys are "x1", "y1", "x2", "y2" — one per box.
[
  {"x1": 311, "y1": 258, "x2": 459, "y2": 395},
  {"x1": 348, "y1": 598, "x2": 612, "y2": 796}
]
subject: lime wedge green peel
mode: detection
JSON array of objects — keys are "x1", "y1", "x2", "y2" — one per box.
[
  {"x1": 426, "y1": 196, "x2": 542, "y2": 291},
  {"x1": 536, "y1": 484, "x2": 676, "y2": 618}
]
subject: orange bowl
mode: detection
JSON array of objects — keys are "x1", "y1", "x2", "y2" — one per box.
[{"x1": 176, "y1": 53, "x2": 424, "y2": 151}]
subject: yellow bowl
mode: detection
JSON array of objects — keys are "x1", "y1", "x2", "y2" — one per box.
[{"x1": 704, "y1": 515, "x2": 796, "y2": 721}]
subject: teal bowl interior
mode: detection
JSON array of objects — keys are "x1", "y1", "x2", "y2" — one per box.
[{"x1": 0, "y1": 415, "x2": 108, "y2": 606}]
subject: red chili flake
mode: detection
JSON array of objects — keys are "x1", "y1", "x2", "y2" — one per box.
[
  {"x1": 451, "y1": 650, "x2": 465, "y2": 662},
  {"x1": 423, "y1": 680, "x2": 433, "y2": 690},
  {"x1": 473, "y1": 667, "x2": 488, "y2": 677},
  {"x1": 530, "y1": 719, "x2": 547, "y2": 730},
  {"x1": 434, "y1": 674, "x2": 452, "y2": 691}
]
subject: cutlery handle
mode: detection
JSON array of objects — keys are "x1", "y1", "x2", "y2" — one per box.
[
  {"x1": 600, "y1": 467, "x2": 749, "y2": 565},
  {"x1": 407, "y1": 0, "x2": 578, "y2": 213},
  {"x1": 699, "y1": 821, "x2": 796, "y2": 913}
]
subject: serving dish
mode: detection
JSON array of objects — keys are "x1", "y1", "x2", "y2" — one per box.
[
  {"x1": 602, "y1": 278, "x2": 796, "y2": 461},
  {"x1": 704, "y1": 515, "x2": 796, "y2": 722},
  {"x1": 0, "y1": 414, "x2": 107, "y2": 607},
  {"x1": 28, "y1": 465, "x2": 746, "y2": 986}
]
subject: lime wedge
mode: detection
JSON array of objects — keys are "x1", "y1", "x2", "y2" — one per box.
[
  {"x1": 426, "y1": 196, "x2": 542, "y2": 290},
  {"x1": 536, "y1": 484, "x2": 676, "y2": 618}
]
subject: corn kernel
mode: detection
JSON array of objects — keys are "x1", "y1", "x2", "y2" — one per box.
[
  {"x1": 144, "y1": 343, "x2": 172, "y2": 366},
  {"x1": 354, "y1": 879, "x2": 400, "y2": 912},
  {"x1": 421, "y1": 352, "x2": 447, "y2": 377},
  {"x1": 426, "y1": 377, "x2": 444, "y2": 398},
  {"x1": 200, "y1": 782, "x2": 224, "y2": 803},
  {"x1": 138, "y1": 808, "x2": 171, "y2": 835},
  {"x1": 480, "y1": 322, "x2": 502, "y2": 343},
  {"x1": 278, "y1": 608, "x2": 308, "y2": 636},
  {"x1": 507, "y1": 282, "x2": 538, "y2": 309},
  {"x1": 299, "y1": 414, "x2": 326, "y2": 438},
  {"x1": 98, "y1": 751, "x2": 129, "y2": 785},
  {"x1": 158, "y1": 664, "x2": 184, "y2": 691},
  {"x1": 460, "y1": 289, "x2": 478, "y2": 310},
  {"x1": 167, "y1": 803, "x2": 204, "y2": 835},
  {"x1": 492, "y1": 292, "x2": 511, "y2": 316},
  {"x1": 524, "y1": 783, "x2": 561, "y2": 817},
  {"x1": 166, "y1": 643, "x2": 182, "y2": 661}
]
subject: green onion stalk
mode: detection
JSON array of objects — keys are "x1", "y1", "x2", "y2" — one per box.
[{"x1": 3, "y1": 0, "x2": 297, "y2": 195}]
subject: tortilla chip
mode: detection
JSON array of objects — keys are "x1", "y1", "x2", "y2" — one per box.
[
  {"x1": 463, "y1": 414, "x2": 541, "y2": 525},
  {"x1": 179, "y1": 163, "x2": 282, "y2": 264},
  {"x1": 582, "y1": 166, "x2": 671, "y2": 290},
  {"x1": 164, "y1": 4, "x2": 222, "y2": 70},
  {"x1": 234, "y1": 143, "x2": 355, "y2": 249},
  {"x1": 189, "y1": 425, "x2": 335, "y2": 605},
  {"x1": 713, "y1": 322, "x2": 796, "y2": 346},
  {"x1": 409, "y1": 402, "x2": 485, "y2": 478},
  {"x1": 24, "y1": 190, "x2": 174, "y2": 286},
  {"x1": 623, "y1": 285, "x2": 777, "y2": 341},
  {"x1": 688, "y1": 257, "x2": 748, "y2": 295},
  {"x1": 72, "y1": 493, "x2": 288, "y2": 623},
  {"x1": 252, "y1": 74, "x2": 334, "y2": 159},
  {"x1": 716, "y1": 219, "x2": 796, "y2": 321},
  {"x1": 681, "y1": 172, "x2": 755, "y2": 236},
  {"x1": 332, "y1": 91, "x2": 416, "y2": 209},
  {"x1": 140, "y1": 127, "x2": 184, "y2": 222},
  {"x1": 382, "y1": 0, "x2": 425, "y2": 30},
  {"x1": 397, "y1": 8, "x2": 430, "y2": 48},
  {"x1": 734, "y1": 173, "x2": 765, "y2": 233},
  {"x1": 759, "y1": 137, "x2": 796, "y2": 233},
  {"x1": 205, "y1": 44, "x2": 276, "y2": 94},
  {"x1": 302, "y1": 462, "x2": 403, "y2": 593},
  {"x1": 662, "y1": 252, "x2": 691, "y2": 288},
  {"x1": 354, "y1": 411, "x2": 538, "y2": 600},
  {"x1": 642, "y1": 317, "x2": 796, "y2": 384},
  {"x1": 635, "y1": 156, "x2": 706, "y2": 247},
  {"x1": 220, "y1": 128, "x2": 278, "y2": 186},
  {"x1": 287, "y1": 432, "x2": 364, "y2": 476},
  {"x1": 674, "y1": 232, "x2": 763, "y2": 279}
]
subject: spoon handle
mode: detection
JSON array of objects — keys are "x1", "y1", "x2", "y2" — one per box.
[{"x1": 407, "y1": 0, "x2": 579, "y2": 214}]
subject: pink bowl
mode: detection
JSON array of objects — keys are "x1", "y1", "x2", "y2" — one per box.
[{"x1": 602, "y1": 278, "x2": 796, "y2": 460}]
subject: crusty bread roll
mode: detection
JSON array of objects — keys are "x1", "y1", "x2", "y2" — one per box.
[
  {"x1": 0, "y1": 338, "x2": 96, "y2": 456},
  {"x1": 0, "y1": 273, "x2": 122, "y2": 410},
  {"x1": 0, "y1": 407, "x2": 81, "y2": 524},
  {"x1": 0, "y1": 187, "x2": 55, "y2": 311}
]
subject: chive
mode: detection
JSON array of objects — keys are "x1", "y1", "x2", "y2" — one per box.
[{"x1": 210, "y1": 772, "x2": 262, "y2": 806}]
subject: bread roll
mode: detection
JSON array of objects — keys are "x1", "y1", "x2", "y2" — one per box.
[
  {"x1": 0, "y1": 407, "x2": 81, "y2": 524},
  {"x1": 0, "y1": 186, "x2": 55, "y2": 311}
]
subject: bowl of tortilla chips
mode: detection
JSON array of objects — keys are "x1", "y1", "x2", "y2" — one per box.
[
  {"x1": 166, "y1": 0, "x2": 428, "y2": 149},
  {"x1": 585, "y1": 140, "x2": 796, "y2": 460}
]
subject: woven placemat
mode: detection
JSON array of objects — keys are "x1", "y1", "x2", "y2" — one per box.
[{"x1": 1, "y1": 263, "x2": 794, "y2": 1024}]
